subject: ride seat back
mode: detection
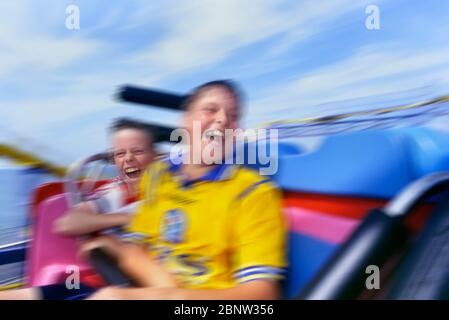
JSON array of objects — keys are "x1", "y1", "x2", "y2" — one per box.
[
  {"x1": 26, "y1": 193, "x2": 102, "y2": 287},
  {"x1": 281, "y1": 191, "x2": 387, "y2": 299},
  {"x1": 275, "y1": 128, "x2": 447, "y2": 299},
  {"x1": 30, "y1": 181, "x2": 111, "y2": 219}
]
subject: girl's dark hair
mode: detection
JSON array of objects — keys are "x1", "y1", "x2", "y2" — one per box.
[
  {"x1": 181, "y1": 79, "x2": 244, "y2": 112},
  {"x1": 109, "y1": 118, "x2": 154, "y2": 148}
]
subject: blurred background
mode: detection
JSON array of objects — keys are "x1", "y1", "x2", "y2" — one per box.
[{"x1": 1, "y1": 0, "x2": 449, "y2": 244}]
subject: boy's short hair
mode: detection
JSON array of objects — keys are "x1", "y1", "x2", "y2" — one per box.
[
  {"x1": 182, "y1": 79, "x2": 244, "y2": 113},
  {"x1": 109, "y1": 118, "x2": 154, "y2": 148}
]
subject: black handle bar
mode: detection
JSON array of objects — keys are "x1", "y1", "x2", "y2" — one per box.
[
  {"x1": 88, "y1": 248, "x2": 136, "y2": 287},
  {"x1": 116, "y1": 85, "x2": 186, "y2": 111}
]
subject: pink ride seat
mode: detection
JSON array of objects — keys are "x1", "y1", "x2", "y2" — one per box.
[
  {"x1": 285, "y1": 206, "x2": 360, "y2": 245},
  {"x1": 26, "y1": 193, "x2": 96, "y2": 287}
]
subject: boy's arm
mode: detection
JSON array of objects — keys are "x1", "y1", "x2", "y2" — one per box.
[
  {"x1": 82, "y1": 236, "x2": 277, "y2": 296},
  {"x1": 78, "y1": 235, "x2": 177, "y2": 288},
  {"x1": 117, "y1": 242, "x2": 178, "y2": 288},
  {"x1": 84, "y1": 239, "x2": 278, "y2": 299},
  {"x1": 88, "y1": 280, "x2": 280, "y2": 300},
  {"x1": 53, "y1": 202, "x2": 131, "y2": 236}
]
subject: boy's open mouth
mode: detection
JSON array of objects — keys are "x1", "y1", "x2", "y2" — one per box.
[
  {"x1": 124, "y1": 167, "x2": 141, "y2": 179},
  {"x1": 203, "y1": 130, "x2": 224, "y2": 143}
]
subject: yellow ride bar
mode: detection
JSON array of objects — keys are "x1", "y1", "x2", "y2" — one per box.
[
  {"x1": 260, "y1": 94, "x2": 449, "y2": 128},
  {"x1": 0, "y1": 144, "x2": 67, "y2": 177},
  {"x1": 0, "y1": 282, "x2": 24, "y2": 291}
]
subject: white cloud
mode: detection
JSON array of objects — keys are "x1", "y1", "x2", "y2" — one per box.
[
  {"x1": 127, "y1": 0, "x2": 369, "y2": 77},
  {"x1": 290, "y1": 45, "x2": 449, "y2": 98},
  {"x1": 0, "y1": 2, "x2": 102, "y2": 78},
  {"x1": 248, "y1": 43, "x2": 449, "y2": 126},
  {"x1": 265, "y1": 0, "x2": 374, "y2": 56}
]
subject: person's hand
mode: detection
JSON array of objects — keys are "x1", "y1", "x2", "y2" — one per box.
[
  {"x1": 119, "y1": 243, "x2": 149, "y2": 268},
  {"x1": 119, "y1": 243, "x2": 178, "y2": 288},
  {"x1": 87, "y1": 287, "x2": 183, "y2": 300},
  {"x1": 78, "y1": 235, "x2": 122, "y2": 261},
  {"x1": 53, "y1": 204, "x2": 96, "y2": 236}
]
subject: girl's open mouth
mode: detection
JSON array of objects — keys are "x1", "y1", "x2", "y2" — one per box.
[{"x1": 124, "y1": 167, "x2": 141, "y2": 179}]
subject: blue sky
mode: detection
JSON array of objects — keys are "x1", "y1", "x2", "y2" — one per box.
[{"x1": 1, "y1": 0, "x2": 449, "y2": 166}]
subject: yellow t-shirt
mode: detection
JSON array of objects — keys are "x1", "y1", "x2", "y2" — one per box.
[{"x1": 124, "y1": 158, "x2": 287, "y2": 289}]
